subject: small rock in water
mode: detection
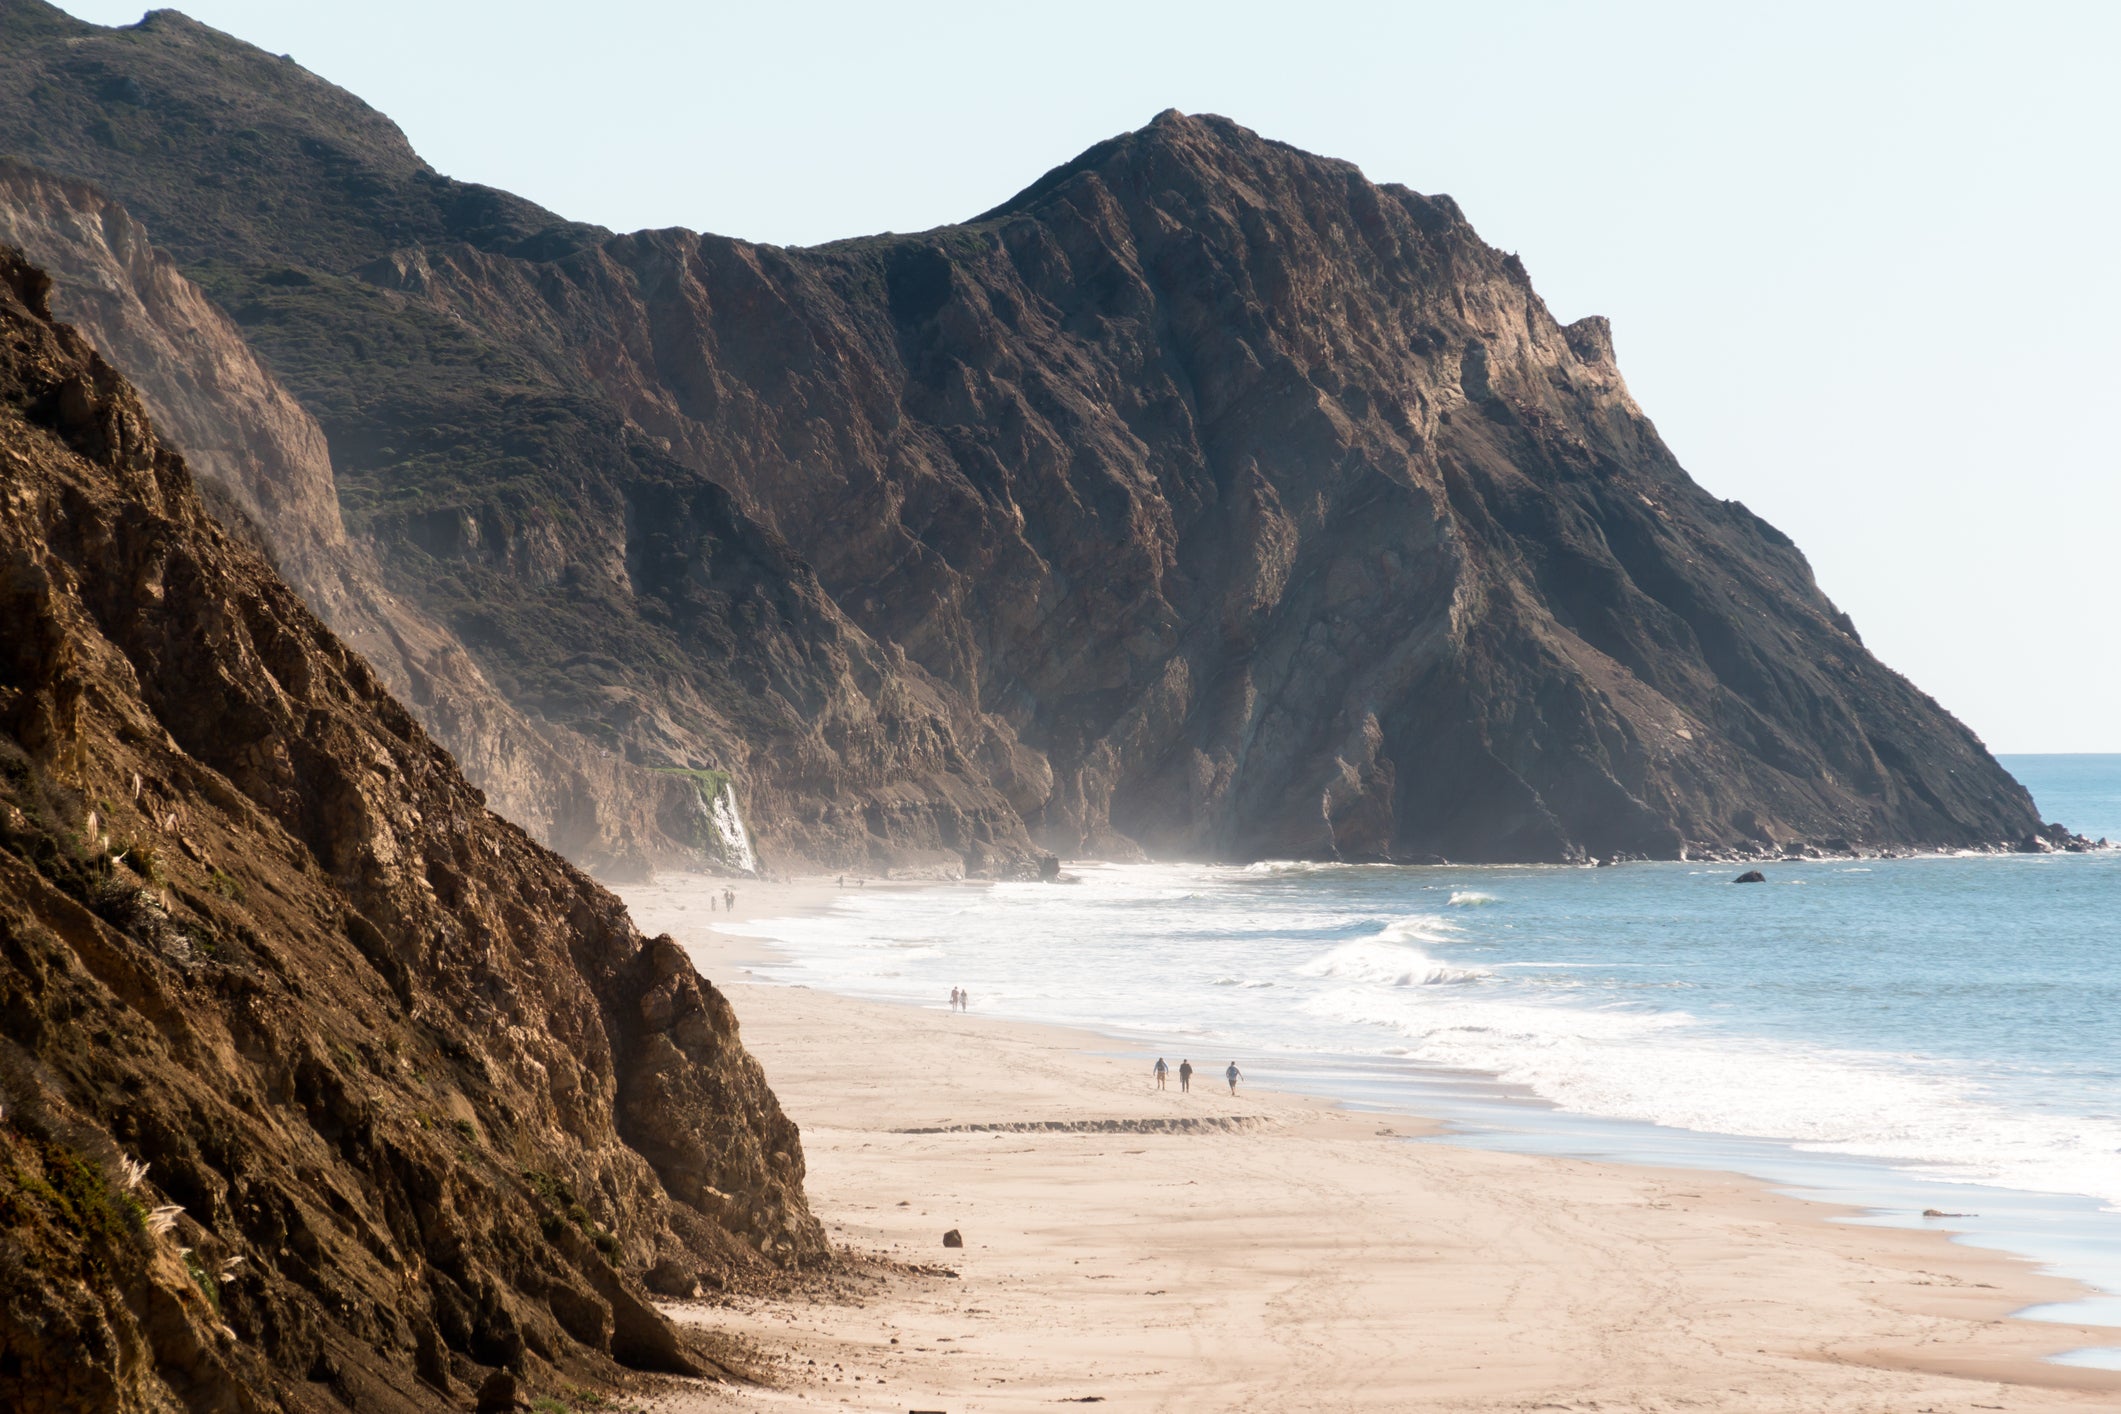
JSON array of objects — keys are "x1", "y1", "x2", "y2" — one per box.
[
  {"x1": 1733, "y1": 869, "x2": 1766, "y2": 884},
  {"x1": 942, "y1": 1228, "x2": 964, "y2": 1248},
  {"x1": 1922, "y1": 1208, "x2": 1973, "y2": 1218}
]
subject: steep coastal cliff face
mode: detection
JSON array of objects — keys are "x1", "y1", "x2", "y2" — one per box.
[
  {"x1": 0, "y1": 163, "x2": 870, "y2": 880},
  {"x1": 530, "y1": 117, "x2": 2037, "y2": 861},
  {"x1": 0, "y1": 248, "x2": 820, "y2": 1411},
  {"x1": 0, "y1": 2, "x2": 1040, "y2": 878},
  {"x1": 0, "y1": 1, "x2": 2042, "y2": 864}
]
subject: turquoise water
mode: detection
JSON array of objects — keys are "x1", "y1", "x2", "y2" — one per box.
[{"x1": 673, "y1": 753, "x2": 2121, "y2": 1349}]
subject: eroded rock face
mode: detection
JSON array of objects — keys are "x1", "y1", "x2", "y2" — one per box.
[
  {"x1": 0, "y1": 247, "x2": 819, "y2": 1413},
  {"x1": 366, "y1": 114, "x2": 2045, "y2": 862},
  {"x1": 0, "y1": 2, "x2": 2043, "y2": 864},
  {"x1": 0, "y1": 5, "x2": 1042, "y2": 878},
  {"x1": 0, "y1": 164, "x2": 941, "y2": 882}
]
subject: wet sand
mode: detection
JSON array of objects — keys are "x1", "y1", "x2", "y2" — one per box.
[{"x1": 622, "y1": 876, "x2": 2121, "y2": 1413}]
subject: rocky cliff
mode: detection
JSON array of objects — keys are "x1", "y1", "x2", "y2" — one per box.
[
  {"x1": 520, "y1": 115, "x2": 2043, "y2": 861},
  {"x1": 0, "y1": 160, "x2": 875, "y2": 881},
  {"x1": 0, "y1": 1, "x2": 1041, "y2": 879},
  {"x1": 0, "y1": 0, "x2": 2047, "y2": 864},
  {"x1": 0, "y1": 246, "x2": 819, "y2": 1412}
]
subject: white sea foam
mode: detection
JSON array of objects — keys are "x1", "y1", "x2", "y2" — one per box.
[
  {"x1": 1299, "y1": 935, "x2": 1487, "y2": 987},
  {"x1": 643, "y1": 854, "x2": 2121, "y2": 1213},
  {"x1": 1373, "y1": 914, "x2": 1461, "y2": 943},
  {"x1": 1298, "y1": 985, "x2": 2121, "y2": 1208},
  {"x1": 1447, "y1": 890, "x2": 1500, "y2": 906}
]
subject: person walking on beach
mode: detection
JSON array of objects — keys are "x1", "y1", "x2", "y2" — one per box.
[
  {"x1": 949, "y1": 986, "x2": 959, "y2": 1010},
  {"x1": 1153, "y1": 1057, "x2": 1169, "y2": 1090},
  {"x1": 959, "y1": 987, "x2": 970, "y2": 1011},
  {"x1": 1178, "y1": 1059, "x2": 1192, "y2": 1093},
  {"x1": 1226, "y1": 1061, "x2": 1243, "y2": 1095}
]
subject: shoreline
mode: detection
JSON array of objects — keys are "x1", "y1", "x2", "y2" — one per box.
[{"x1": 622, "y1": 873, "x2": 2121, "y2": 1411}]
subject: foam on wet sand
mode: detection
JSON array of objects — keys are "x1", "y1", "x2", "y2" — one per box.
[{"x1": 617, "y1": 876, "x2": 2121, "y2": 1412}]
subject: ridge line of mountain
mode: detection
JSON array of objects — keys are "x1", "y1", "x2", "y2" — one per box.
[{"x1": 0, "y1": 0, "x2": 2072, "y2": 875}]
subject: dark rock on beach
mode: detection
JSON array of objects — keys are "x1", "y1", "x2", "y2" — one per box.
[
  {"x1": 475, "y1": 1370, "x2": 519, "y2": 1413},
  {"x1": 2016, "y1": 821, "x2": 2102, "y2": 854}
]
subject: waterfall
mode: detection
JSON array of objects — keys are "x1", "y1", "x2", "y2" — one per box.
[{"x1": 707, "y1": 781, "x2": 758, "y2": 875}]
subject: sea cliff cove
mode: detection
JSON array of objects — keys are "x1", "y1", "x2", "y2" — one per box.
[{"x1": 1, "y1": 2, "x2": 2116, "y2": 1409}]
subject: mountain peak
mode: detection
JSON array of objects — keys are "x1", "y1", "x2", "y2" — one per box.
[
  {"x1": 0, "y1": 0, "x2": 87, "y2": 39},
  {"x1": 0, "y1": 6, "x2": 601, "y2": 268},
  {"x1": 977, "y1": 108, "x2": 1364, "y2": 225},
  {"x1": 0, "y1": 34, "x2": 2041, "y2": 873}
]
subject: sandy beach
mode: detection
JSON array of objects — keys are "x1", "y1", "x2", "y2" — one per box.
[{"x1": 619, "y1": 877, "x2": 2121, "y2": 1413}]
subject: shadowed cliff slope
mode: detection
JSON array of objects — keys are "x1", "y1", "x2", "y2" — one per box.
[
  {"x1": 0, "y1": 160, "x2": 728, "y2": 881},
  {"x1": 0, "y1": 1, "x2": 1041, "y2": 879},
  {"x1": 0, "y1": 1, "x2": 2044, "y2": 863},
  {"x1": 530, "y1": 113, "x2": 2041, "y2": 861},
  {"x1": 0, "y1": 247, "x2": 819, "y2": 1413}
]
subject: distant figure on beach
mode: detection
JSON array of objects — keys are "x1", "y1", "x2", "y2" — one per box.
[
  {"x1": 1153, "y1": 1057, "x2": 1169, "y2": 1090},
  {"x1": 950, "y1": 986, "x2": 961, "y2": 1010},
  {"x1": 837, "y1": 875, "x2": 844, "y2": 888},
  {"x1": 709, "y1": 895, "x2": 716, "y2": 912},
  {"x1": 1178, "y1": 1059, "x2": 1192, "y2": 1093},
  {"x1": 1226, "y1": 1061, "x2": 1243, "y2": 1095},
  {"x1": 724, "y1": 888, "x2": 735, "y2": 911},
  {"x1": 960, "y1": 988, "x2": 970, "y2": 1011}
]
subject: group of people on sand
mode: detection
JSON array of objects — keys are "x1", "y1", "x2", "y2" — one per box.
[
  {"x1": 1153, "y1": 1056, "x2": 1242, "y2": 1095},
  {"x1": 933, "y1": 994, "x2": 1239, "y2": 1092},
  {"x1": 707, "y1": 887, "x2": 736, "y2": 913}
]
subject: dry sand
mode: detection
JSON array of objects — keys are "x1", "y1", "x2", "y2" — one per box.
[{"x1": 620, "y1": 876, "x2": 2121, "y2": 1413}]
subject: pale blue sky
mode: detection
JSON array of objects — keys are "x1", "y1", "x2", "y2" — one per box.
[{"x1": 56, "y1": 1, "x2": 2121, "y2": 752}]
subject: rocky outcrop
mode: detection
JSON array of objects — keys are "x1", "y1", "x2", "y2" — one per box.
[
  {"x1": 514, "y1": 112, "x2": 2045, "y2": 862},
  {"x1": 0, "y1": 4, "x2": 1041, "y2": 878},
  {"x1": 0, "y1": 164, "x2": 927, "y2": 881},
  {"x1": 0, "y1": 163, "x2": 344, "y2": 555},
  {"x1": 0, "y1": 1, "x2": 2050, "y2": 864},
  {"x1": 0, "y1": 246, "x2": 819, "y2": 1412}
]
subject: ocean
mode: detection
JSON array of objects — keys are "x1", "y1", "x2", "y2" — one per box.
[{"x1": 702, "y1": 752, "x2": 2121, "y2": 1364}]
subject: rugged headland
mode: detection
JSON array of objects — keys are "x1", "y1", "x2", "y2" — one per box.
[
  {"x1": 0, "y1": 0, "x2": 2056, "y2": 875},
  {"x1": 0, "y1": 247, "x2": 819, "y2": 1411}
]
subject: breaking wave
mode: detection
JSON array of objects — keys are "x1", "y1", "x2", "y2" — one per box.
[{"x1": 1298, "y1": 932, "x2": 1487, "y2": 987}]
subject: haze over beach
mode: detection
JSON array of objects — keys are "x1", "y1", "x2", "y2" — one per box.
[{"x1": 0, "y1": 2, "x2": 2114, "y2": 1411}]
